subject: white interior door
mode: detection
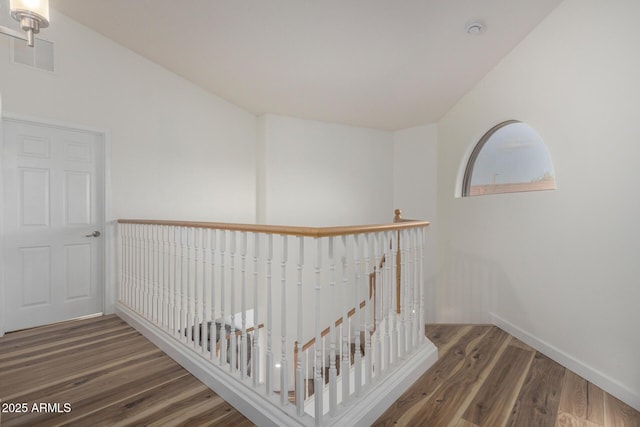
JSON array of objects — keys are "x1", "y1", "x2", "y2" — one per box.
[{"x1": 2, "y1": 118, "x2": 104, "y2": 332}]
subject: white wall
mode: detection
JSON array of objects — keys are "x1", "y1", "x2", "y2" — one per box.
[
  {"x1": 0, "y1": 8, "x2": 257, "y2": 223},
  {"x1": 393, "y1": 124, "x2": 438, "y2": 322},
  {"x1": 259, "y1": 114, "x2": 394, "y2": 226},
  {"x1": 436, "y1": 0, "x2": 640, "y2": 410}
]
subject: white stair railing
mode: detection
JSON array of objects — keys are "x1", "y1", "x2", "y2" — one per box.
[{"x1": 117, "y1": 211, "x2": 433, "y2": 426}]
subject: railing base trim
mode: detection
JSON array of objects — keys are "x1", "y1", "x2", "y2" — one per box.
[
  {"x1": 116, "y1": 302, "x2": 438, "y2": 426},
  {"x1": 322, "y1": 339, "x2": 438, "y2": 427},
  {"x1": 116, "y1": 303, "x2": 313, "y2": 427}
]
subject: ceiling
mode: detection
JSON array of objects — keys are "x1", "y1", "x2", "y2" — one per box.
[{"x1": 50, "y1": 0, "x2": 563, "y2": 130}]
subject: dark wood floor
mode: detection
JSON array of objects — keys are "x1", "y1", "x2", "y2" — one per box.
[
  {"x1": 0, "y1": 315, "x2": 253, "y2": 427},
  {"x1": 375, "y1": 324, "x2": 640, "y2": 427},
  {"x1": 1, "y1": 317, "x2": 639, "y2": 426}
]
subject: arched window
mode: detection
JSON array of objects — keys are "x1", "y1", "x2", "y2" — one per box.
[{"x1": 462, "y1": 120, "x2": 556, "y2": 197}]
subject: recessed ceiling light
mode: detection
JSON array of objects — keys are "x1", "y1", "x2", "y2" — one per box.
[{"x1": 466, "y1": 21, "x2": 486, "y2": 35}]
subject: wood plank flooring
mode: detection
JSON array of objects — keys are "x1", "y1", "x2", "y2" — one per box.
[
  {"x1": 1, "y1": 317, "x2": 639, "y2": 426},
  {"x1": 374, "y1": 324, "x2": 640, "y2": 427},
  {"x1": 0, "y1": 315, "x2": 253, "y2": 427}
]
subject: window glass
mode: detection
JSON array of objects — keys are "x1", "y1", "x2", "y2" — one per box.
[{"x1": 463, "y1": 121, "x2": 556, "y2": 197}]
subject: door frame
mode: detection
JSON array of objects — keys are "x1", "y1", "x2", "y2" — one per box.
[{"x1": 0, "y1": 112, "x2": 112, "y2": 336}]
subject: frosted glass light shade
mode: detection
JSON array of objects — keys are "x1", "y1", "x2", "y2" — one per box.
[{"x1": 10, "y1": 0, "x2": 50, "y2": 28}]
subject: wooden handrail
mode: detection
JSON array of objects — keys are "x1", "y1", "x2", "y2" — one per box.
[{"x1": 117, "y1": 218, "x2": 429, "y2": 238}]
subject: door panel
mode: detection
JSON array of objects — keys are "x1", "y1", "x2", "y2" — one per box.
[
  {"x1": 3, "y1": 119, "x2": 104, "y2": 331},
  {"x1": 65, "y1": 171, "x2": 91, "y2": 225},
  {"x1": 20, "y1": 246, "x2": 51, "y2": 306},
  {"x1": 65, "y1": 243, "x2": 92, "y2": 299},
  {"x1": 20, "y1": 167, "x2": 50, "y2": 226}
]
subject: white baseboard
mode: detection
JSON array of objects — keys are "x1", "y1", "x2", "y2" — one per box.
[
  {"x1": 116, "y1": 302, "x2": 438, "y2": 426},
  {"x1": 490, "y1": 312, "x2": 640, "y2": 412}
]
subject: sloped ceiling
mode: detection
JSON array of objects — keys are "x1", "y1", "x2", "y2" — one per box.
[{"x1": 51, "y1": 0, "x2": 563, "y2": 130}]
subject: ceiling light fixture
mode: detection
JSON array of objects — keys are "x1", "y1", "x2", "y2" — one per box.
[
  {"x1": 0, "y1": 0, "x2": 50, "y2": 47},
  {"x1": 465, "y1": 20, "x2": 486, "y2": 36}
]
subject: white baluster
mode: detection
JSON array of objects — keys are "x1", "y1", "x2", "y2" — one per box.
[
  {"x1": 150, "y1": 225, "x2": 156, "y2": 322},
  {"x1": 210, "y1": 229, "x2": 218, "y2": 362},
  {"x1": 384, "y1": 230, "x2": 392, "y2": 370},
  {"x1": 165, "y1": 226, "x2": 170, "y2": 330},
  {"x1": 419, "y1": 227, "x2": 426, "y2": 340},
  {"x1": 353, "y1": 234, "x2": 362, "y2": 397},
  {"x1": 398, "y1": 229, "x2": 406, "y2": 359},
  {"x1": 142, "y1": 225, "x2": 149, "y2": 317},
  {"x1": 328, "y1": 236, "x2": 337, "y2": 416},
  {"x1": 193, "y1": 228, "x2": 201, "y2": 350},
  {"x1": 405, "y1": 229, "x2": 411, "y2": 357},
  {"x1": 280, "y1": 235, "x2": 288, "y2": 406},
  {"x1": 156, "y1": 226, "x2": 162, "y2": 327},
  {"x1": 186, "y1": 228, "x2": 194, "y2": 346},
  {"x1": 120, "y1": 224, "x2": 127, "y2": 305},
  {"x1": 140, "y1": 225, "x2": 145, "y2": 314},
  {"x1": 130, "y1": 224, "x2": 135, "y2": 307},
  {"x1": 118, "y1": 224, "x2": 123, "y2": 304},
  {"x1": 266, "y1": 234, "x2": 274, "y2": 395},
  {"x1": 129, "y1": 224, "x2": 134, "y2": 307},
  {"x1": 374, "y1": 232, "x2": 382, "y2": 379},
  {"x1": 295, "y1": 236, "x2": 304, "y2": 416},
  {"x1": 146, "y1": 225, "x2": 151, "y2": 318},
  {"x1": 230, "y1": 231, "x2": 237, "y2": 372},
  {"x1": 139, "y1": 225, "x2": 145, "y2": 314},
  {"x1": 393, "y1": 230, "x2": 403, "y2": 364},
  {"x1": 314, "y1": 238, "x2": 323, "y2": 422},
  {"x1": 140, "y1": 225, "x2": 146, "y2": 315},
  {"x1": 147, "y1": 225, "x2": 153, "y2": 318},
  {"x1": 127, "y1": 224, "x2": 132, "y2": 306},
  {"x1": 341, "y1": 235, "x2": 350, "y2": 403},
  {"x1": 364, "y1": 233, "x2": 372, "y2": 387},
  {"x1": 148, "y1": 226, "x2": 153, "y2": 320},
  {"x1": 158, "y1": 226, "x2": 164, "y2": 326},
  {"x1": 129, "y1": 224, "x2": 139, "y2": 311},
  {"x1": 168, "y1": 227, "x2": 174, "y2": 332},
  {"x1": 167, "y1": 226, "x2": 173, "y2": 331},
  {"x1": 136, "y1": 224, "x2": 142, "y2": 311},
  {"x1": 153, "y1": 225, "x2": 159, "y2": 324},
  {"x1": 252, "y1": 232, "x2": 260, "y2": 387},
  {"x1": 157, "y1": 226, "x2": 163, "y2": 325},
  {"x1": 140, "y1": 224, "x2": 145, "y2": 313},
  {"x1": 412, "y1": 228, "x2": 419, "y2": 349},
  {"x1": 172, "y1": 226, "x2": 180, "y2": 337},
  {"x1": 201, "y1": 228, "x2": 209, "y2": 355},
  {"x1": 180, "y1": 227, "x2": 188, "y2": 343},
  {"x1": 240, "y1": 232, "x2": 248, "y2": 379},
  {"x1": 407, "y1": 229, "x2": 414, "y2": 350},
  {"x1": 219, "y1": 230, "x2": 227, "y2": 366},
  {"x1": 159, "y1": 226, "x2": 164, "y2": 326},
  {"x1": 162, "y1": 226, "x2": 168, "y2": 329}
]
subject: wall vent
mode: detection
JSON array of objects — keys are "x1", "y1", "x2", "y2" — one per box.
[{"x1": 11, "y1": 38, "x2": 54, "y2": 72}]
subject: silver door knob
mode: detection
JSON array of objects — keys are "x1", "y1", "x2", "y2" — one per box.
[{"x1": 85, "y1": 230, "x2": 101, "y2": 237}]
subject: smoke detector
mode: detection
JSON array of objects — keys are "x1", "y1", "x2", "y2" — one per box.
[{"x1": 465, "y1": 21, "x2": 486, "y2": 35}]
